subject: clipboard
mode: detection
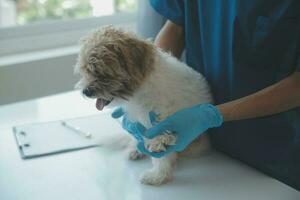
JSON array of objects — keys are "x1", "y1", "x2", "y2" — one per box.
[{"x1": 13, "y1": 113, "x2": 122, "y2": 159}]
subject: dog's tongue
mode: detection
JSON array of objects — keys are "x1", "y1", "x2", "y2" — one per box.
[{"x1": 96, "y1": 98, "x2": 105, "y2": 111}]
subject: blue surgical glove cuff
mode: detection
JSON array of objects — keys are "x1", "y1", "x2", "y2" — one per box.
[{"x1": 197, "y1": 104, "x2": 223, "y2": 127}]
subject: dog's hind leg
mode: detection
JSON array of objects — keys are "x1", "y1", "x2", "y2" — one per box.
[
  {"x1": 126, "y1": 137, "x2": 146, "y2": 160},
  {"x1": 129, "y1": 149, "x2": 146, "y2": 160}
]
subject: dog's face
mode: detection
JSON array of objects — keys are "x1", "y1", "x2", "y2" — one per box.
[{"x1": 75, "y1": 26, "x2": 154, "y2": 110}]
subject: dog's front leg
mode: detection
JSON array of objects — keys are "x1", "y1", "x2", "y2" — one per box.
[
  {"x1": 139, "y1": 112, "x2": 178, "y2": 185},
  {"x1": 140, "y1": 153, "x2": 177, "y2": 185}
]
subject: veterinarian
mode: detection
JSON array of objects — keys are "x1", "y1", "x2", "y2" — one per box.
[{"x1": 113, "y1": 0, "x2": 300, "y2": 190}]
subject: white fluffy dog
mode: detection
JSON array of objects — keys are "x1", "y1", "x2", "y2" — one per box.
[{"x1": 75, "y1": 26, "x2": 213, "y2": 185}]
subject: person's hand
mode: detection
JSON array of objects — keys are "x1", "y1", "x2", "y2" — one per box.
[
  {"x1": 112, "y1": 107, "x2": 169, "y2": 157},
  {"x1": 111, "y1": 104, "x2": 223, "y2": 158},
  {"x1": 139, "y1": 104, "x2": 223, "y2": 157},
  {"x1": 111, "y1": 107, "x2": 146, "y2": 142}
]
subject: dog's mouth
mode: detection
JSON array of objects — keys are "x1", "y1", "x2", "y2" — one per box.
[{"x1": 96, "y1": 98, "x2": 113, "y2": 111}]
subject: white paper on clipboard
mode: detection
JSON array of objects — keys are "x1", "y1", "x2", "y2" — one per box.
[{"x1": 13, "y1": 113, "x2": 123, "y2": 159}]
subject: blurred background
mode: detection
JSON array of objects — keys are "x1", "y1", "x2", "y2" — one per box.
[
  {"x1": 0, "y1": 0, "x2": 165, "y2": 106},
  {"x1": 1, "y1": 0, "x2": 137, "y2": 28}
]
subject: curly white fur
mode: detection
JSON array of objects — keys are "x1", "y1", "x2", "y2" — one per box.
[
  {"x1": 108, "y1": 49, "x2": 213, "y2": 185},
  {"x1": 75, "y1": 27, "x2": 213, "y2": 185}
]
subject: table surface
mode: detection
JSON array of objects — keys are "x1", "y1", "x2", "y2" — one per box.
[{"x1": 0, "y1": 91, "x2": 299, "y2": 200}]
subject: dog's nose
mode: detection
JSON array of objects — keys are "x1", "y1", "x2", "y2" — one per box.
[{"x1": 83, "y1": 88, "x2": 95, "y2": 97}]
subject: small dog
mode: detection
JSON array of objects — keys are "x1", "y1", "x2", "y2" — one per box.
[{"x1": 75, "y1": 26, "x2": 213, "y2": 185}]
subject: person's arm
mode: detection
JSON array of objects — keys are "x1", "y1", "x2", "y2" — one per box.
[
  {"x1": 154, "y1": 20, "x2": 184, "y2": 59},
  {"x1": 218, "y1": 71, "x2": 300, "y2": 121},
  {"x1": 135, "y1": 71, "x2": 300, "y2": 157}
]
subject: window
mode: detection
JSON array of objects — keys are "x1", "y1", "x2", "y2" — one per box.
[
  {"x1": 0, "y1": 0, "x2": 139, "y2": 106},
  {"x1": 0, "y1": 0, "x2": 138, "y2": 56},
  {"x1": 0, "y1": 0, "x2": 137, "y2": 28}
]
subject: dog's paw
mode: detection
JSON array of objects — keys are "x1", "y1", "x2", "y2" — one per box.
[
  {"x1": 139, "y1": 169, "x2": 172, "y2": 185},
  {"x1": 128, "y1": 150, "x2": 145, "y2": 160},
  {"x1": 146, "y1": 132, "x2": 176, "y2": 152}
]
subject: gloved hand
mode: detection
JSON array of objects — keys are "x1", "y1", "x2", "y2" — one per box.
[
  {"x1": 112, "y1": 107, "x2": 167, "y2": 157},
  {"x1": 111, "y1": 107, "x2": 157, "y2": 144},
  {"x1": 111, "y1": 104, "x2": 223, "y2": 158}
]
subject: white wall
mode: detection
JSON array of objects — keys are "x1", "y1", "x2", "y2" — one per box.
[{"x1": 0, "y1": 48, "x2": 79, "y2": 105}]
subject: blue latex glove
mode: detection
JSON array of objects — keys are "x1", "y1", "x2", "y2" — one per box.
[
  {"x1": 112, "y1": 108, "x2": 169, "y2": 157},
  {"x1": 141, "y1": 104, "x2": 223, "y2": 156},
  {"x1": 111, "y1": 107, "x2": 146, "y2": 143},
  {"x1": 111, "y1": 104, "x2": 223, "y2": 158}
]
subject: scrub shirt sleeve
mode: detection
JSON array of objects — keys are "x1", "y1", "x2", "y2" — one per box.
[{"x1": 149, "y1": 0, "x2": 185, "y2": 26}]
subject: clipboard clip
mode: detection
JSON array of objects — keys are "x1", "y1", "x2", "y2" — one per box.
[{"x1": 14, "y1": 130, "x2": 31, "y2": 148}]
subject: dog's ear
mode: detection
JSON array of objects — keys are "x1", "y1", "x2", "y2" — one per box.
[
  {"x1": 100, "y1": 26, "x2": 154, "y2": 72},
  {"x1": 133, "y1": 39, "x2": 154, "y2": 70},
  {"x1": 112, "y1": 35, "x2": 154, "y2": 80}
]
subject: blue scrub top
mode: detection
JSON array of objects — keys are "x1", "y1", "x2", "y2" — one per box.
[{"x1": 150, "y1": 0, "x2": 300, "y2": 190}]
